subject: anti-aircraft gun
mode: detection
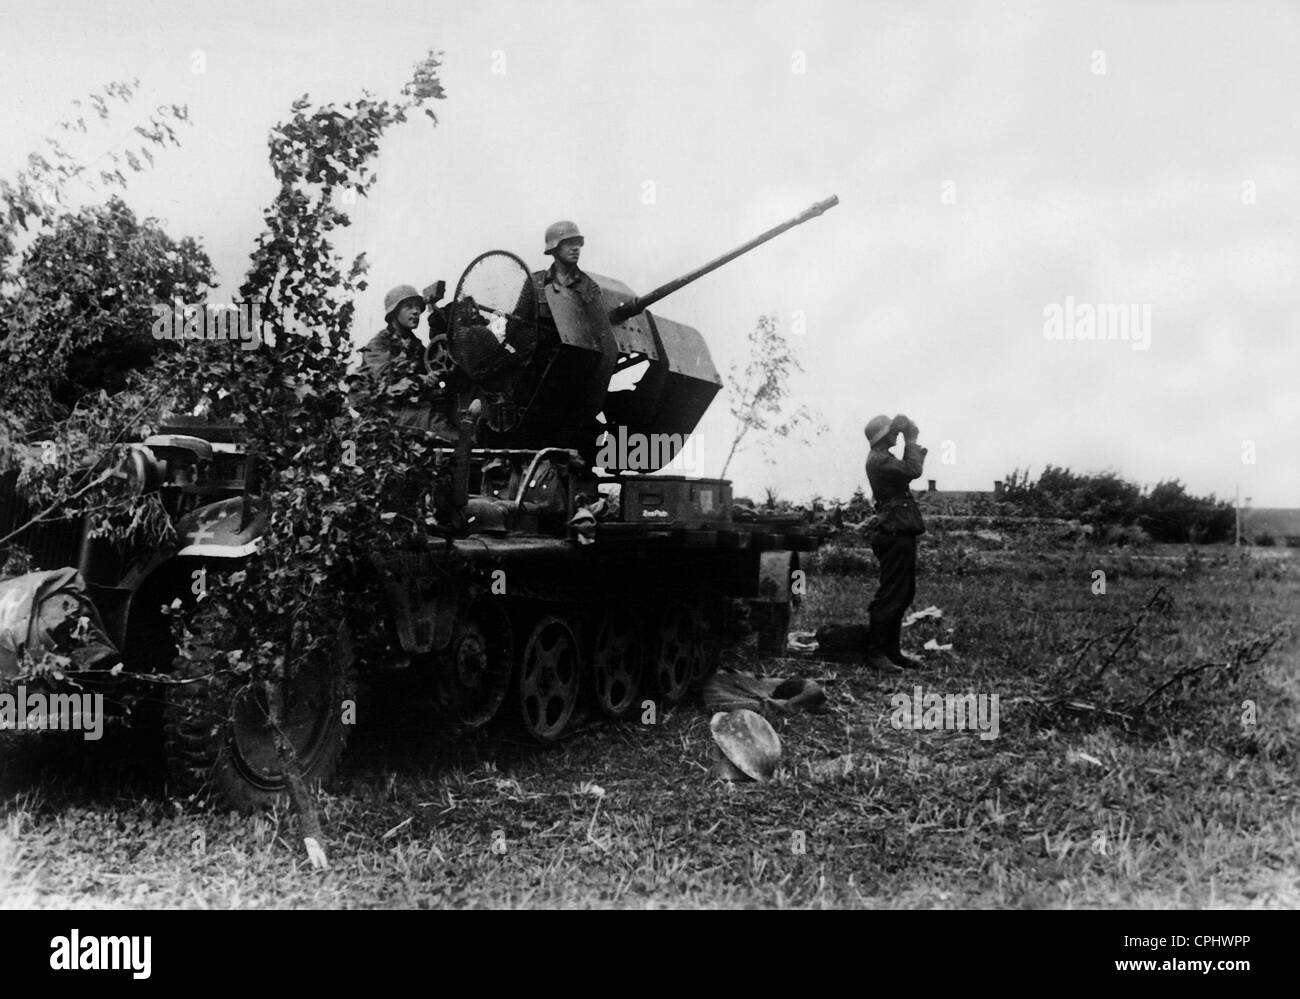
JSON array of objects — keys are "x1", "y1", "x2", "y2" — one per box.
[
  {"x1": 439, "y1": 195, "x2": 840, "y2": 470},
  {"x1": 379, "y1": 195, "x2": 842, "y2": 743},
  {"x1": 0, "y1": 195, "x2": 841, "y2": 814}
]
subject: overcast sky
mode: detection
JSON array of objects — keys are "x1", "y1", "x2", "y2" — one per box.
[{"x1": 2, "y1": 0, "x2": 1296, "y2": 506}]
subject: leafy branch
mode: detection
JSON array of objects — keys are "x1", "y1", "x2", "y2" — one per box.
[{"x1": 720, "y1": 313, "x2": 825, "y2": 479}]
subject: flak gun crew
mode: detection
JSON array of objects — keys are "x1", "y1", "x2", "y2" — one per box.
[
  {"x1": 511, "y1": 220, "x2": 619, "y2": 453},
  {"x1": 356, "y1": 282, "x2": 458, "y2": 440},
  {"x1": 521, "y1": 220, "x2": 612, "y2": 346},
  {"x1": 510, "y1": 220, "x2": 601, "y2": 332},
  {"x1": 540, "y1": 220, "x2": 596, "y2": 301},
  {"x1": 863, "y1": 412, "x2": 928, "y2": 674}
]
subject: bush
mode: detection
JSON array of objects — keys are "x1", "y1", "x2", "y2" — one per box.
[
  {"x1": 1104, "y1": 524, "x2": 1151, "y2": 548},
  {"x1": 810, "y1": 544, "x2": 873, "y2": 576},
  {"x1": 1139, "y1": 479, "x2": 1233, "y2": 543},
  {"x1": 1003, "y1": 468, "x2": 1233, "y2": 543}
]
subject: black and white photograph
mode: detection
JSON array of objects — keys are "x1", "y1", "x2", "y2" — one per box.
[{"x1": 0, "y1": 0, "x2": 1295, "y2": 939}]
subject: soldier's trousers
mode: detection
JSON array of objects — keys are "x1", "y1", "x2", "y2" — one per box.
[{"x1": 867, "y1": 531, "x2": 917, "y2": 656}]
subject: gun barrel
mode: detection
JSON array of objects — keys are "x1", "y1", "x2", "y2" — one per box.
[{"x1": 607, "y1": 194, "x2": 839, "y2": 325}]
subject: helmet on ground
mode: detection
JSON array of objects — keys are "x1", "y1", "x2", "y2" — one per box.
[
  {"x1": 864, "y1": 413, "x2": 893, "y2": 446},
  {"x1": 384, "y1": 284, "x2": 424, "y2": 319},
  {"x1": 544, "y1": 220, "x2": 584, "y2": 254},
  {"x1": 710, "y1": 709, "x2": 782, "y2": 782}
]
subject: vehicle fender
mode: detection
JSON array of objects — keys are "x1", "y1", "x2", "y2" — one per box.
[{"x1": 174, "y1": 497, "x2": 266, "y2": 558}]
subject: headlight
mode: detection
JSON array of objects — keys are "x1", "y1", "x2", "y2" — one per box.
[{"x1": 107, "y1": 445, "x2": 161, "y2": 497}]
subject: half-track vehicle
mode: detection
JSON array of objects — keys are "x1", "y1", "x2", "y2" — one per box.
[{"x1": 0, "y1": 196, "x2": 839, "y2": 810}]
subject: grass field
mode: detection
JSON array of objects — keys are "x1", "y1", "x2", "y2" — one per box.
[{"x1": 2, "y1": 534, "x2": 1298, "y2": 908}]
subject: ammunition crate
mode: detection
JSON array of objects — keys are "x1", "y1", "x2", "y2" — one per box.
[{"x1": 618, "y1": 476, "x2": 732, "y2": 526}]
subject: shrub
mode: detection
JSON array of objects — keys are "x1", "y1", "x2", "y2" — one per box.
[
  {"x1": 810, "y1": 544, "x2": 873, "y2": 576},
  {"x1": 1104, "y1": 524, "x2": 1151, "y2": 548},
  {"x1": 1003, "y1": 469, "x2": 1233, "y2": 542}
]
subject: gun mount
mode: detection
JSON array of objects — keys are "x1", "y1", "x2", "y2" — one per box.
[{"x1": 445, "y1": 195, "x2": 840, "y2": 470}]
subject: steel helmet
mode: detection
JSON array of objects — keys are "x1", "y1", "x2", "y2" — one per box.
[
  {"x1": 864, "y1": 413, "x2": 893, "y2": 446},
  {"x1": 384, "y1": 284, "x2": 425, "y2": 319},
  {"x1": 710, "y1": 709, "x2": 782, "y2": 783},
  {"x1": 544, "y1": 220, "x2": 584, "y2": 254}
]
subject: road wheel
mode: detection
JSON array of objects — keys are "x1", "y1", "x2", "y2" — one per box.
[
  {"x1": 164, "y1": 602, "x2": 354, "y2": 812},
  {"x1": 436, "y1": 599, "x2": 512, "y2": 731},
  {"x1": 518, "y1": 614, "x2": 581, "y2": 742},
  {"x1": 652, "y1": 600, "x2": 701, "y2": 705},
  {"x1": 589, "y1": 604, "x2": 644, "y2": 719}
]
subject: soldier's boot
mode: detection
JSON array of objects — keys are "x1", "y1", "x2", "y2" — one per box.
[
  {"x1": 885, "y1": 617, "x2": 925, "y2": 670},
  {"x1": 887, "y1": 650, "x2": 925, "y2": 670},
  {"x1": 865, "y1": 652, "x2": 904, "y2": 674},
  {"x1": 864, "y1": 615, "x2": 903, "y2": 673}
]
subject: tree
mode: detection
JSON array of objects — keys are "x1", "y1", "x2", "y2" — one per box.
[
  {"x1": 0, "y1": 58, "x2": 449, "y2": 837},
  {"x1": 141, "y1": 52, "x2": 449, "y2": 835},
  {"x1": 1001, "y1": 466, "x2": 1234, "y2": 542},
  {"x1": 720, "y1": 313, "x2": 825, "y2": 479},
  {"x1": 2, "y1": 196, "x2": 212, "y2": 421},
  {"x1": 1, "y1": 81, "x2": 203, "y2": 565},
  {"x1": 1138, "y1": 479, "x2": 1232, "y2": 543}
]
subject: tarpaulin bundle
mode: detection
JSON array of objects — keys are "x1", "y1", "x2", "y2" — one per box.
[{"x1": 0, "y1": 568, "x2": 119, "y2": 678}]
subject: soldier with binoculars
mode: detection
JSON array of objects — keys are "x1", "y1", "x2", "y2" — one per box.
[{"x1": 862, "y1": 413, "x2": 928, "y2": 673}]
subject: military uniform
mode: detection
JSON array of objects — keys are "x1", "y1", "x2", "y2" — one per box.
[
  {"x1": 356, "y1": 325, "x2": 457, "y2": 440},
  {"x1": 515, "y1": 263, "x2": 607, "y2": 335},
  {"x1": 865, "y1": 440, "x2": 927, "y2": 661},
  {"x1": 511, "y1": 263, "x2": 618, "y2": 453}
]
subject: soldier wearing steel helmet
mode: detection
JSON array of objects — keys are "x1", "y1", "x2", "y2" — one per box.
[
  {"x1": 862, "y1": 413, "x2": 928, "y2": 673},
  {"x1": 354, "y1": 284, "x2": 457, "y2": 440},
  {"x1": 516, "y1": 220, "x2": 604, "y2": 326},
  {"x1": 509, "y1": 221, "x2": 618, "y2": 458}
]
